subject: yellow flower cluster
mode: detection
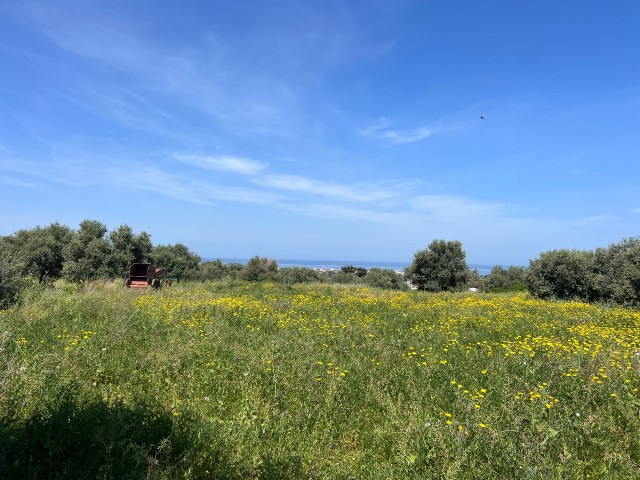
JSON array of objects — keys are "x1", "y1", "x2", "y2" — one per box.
[{"x1": 133, "y1": 286, "x2": 640, "y2": 412}]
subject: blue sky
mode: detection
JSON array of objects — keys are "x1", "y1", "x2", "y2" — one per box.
[{"x1": 1, "y1": 1, "x2": 639, "y2": 266}]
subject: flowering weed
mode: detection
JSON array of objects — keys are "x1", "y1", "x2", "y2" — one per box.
[{"x1": 2, "y1": 282, "x2": 640, "y2": 478}]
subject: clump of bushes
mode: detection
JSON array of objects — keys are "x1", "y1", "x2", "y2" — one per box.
[
  {"x1": 484, "y1": 266, "x2": 528, "y2": 292},
  {"x1": 240, "y1": 256, "x2": 278, "y2": 282},
  {"x1": 526, "y1": 237, "x2": 640, "y2": 307},
  {"x1": 0, "y1": 220, "x2": 202, "y2": 307},
  {"x1": 363, "y1": 268, "x2": 409, "y2": 291},
  {"x1": 276, "y1": 267, "x2": 323, "y2": 285},
  {"x1": 4, "y1": 220, "x2": 639, "y2": 307}
]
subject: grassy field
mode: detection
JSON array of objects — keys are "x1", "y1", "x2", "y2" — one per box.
[{"x1": 1, "y1": 281, "x2": 640, "y2": 479}]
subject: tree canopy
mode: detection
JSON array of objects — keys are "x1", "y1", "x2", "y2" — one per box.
[{"x1": 406, "y1": 239, "x2": 469, "y2": 292}]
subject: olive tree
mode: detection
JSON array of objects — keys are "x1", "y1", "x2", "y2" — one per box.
[
  {"x1": 485, "y1": 265, "x2": 527, "y2": 292},
  {"x1": 240, "y1": 256, "x2": 278, "y2": 282},
  {"x1": 149, "y1": 243, "x2": 201, "y2": 281},
  {"x1": 526, "y1": 249, "x2": 595, "y2": 301},
  {"x1": 107, "y1": 225, "x2": 152, "y2": 278},
  {"x1": 196, "y1": 259, "x2": 229, "y2": 281},
  {"x1": 62, "y1": 220, "x2": 112, "y2": 283},
  {"x1": 6, "y1": 223, "x2": 73, "y2": 282},
  {"x1": 406, "y1": 240, "x2": 469, "y2": 292}
]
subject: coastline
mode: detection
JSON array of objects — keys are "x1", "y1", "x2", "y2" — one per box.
[{"x1": 208, "y1": 258, "x2": 497, "y2": 276}]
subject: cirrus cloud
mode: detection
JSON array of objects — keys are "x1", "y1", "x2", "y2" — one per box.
[{"x1": 173, "y1": 153, "x2": 267, "y2": 176}]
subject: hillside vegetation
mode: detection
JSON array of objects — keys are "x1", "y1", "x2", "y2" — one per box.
[
  {"x1": 2, "y1": 282, "x2": 639, "y2": 478},
  {"x1": 4, "y1": 219, "x2": 640, "y2": 309}
]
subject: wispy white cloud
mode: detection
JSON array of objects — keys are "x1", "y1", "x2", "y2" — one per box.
[
  {"x1": 284, "y1": 203, "x2": 416, "y2": 226},
  {"x1": 10, "y1": 4, "x2": 289, "y2": 138},
  {"x1": 381, "y1": 127, "x2": 435, "y2": 145},
  {"x1": 0, "y1": 156, "x2": 41, "y2": 178},
  {"x1": 82, "y1": 89, "x2": 192, "y2": 141},
  {"x1": 4, "y1": 137, "x2": 629, "y2": 267},
  {"x1": 360, "y1": 118, "x2": 438, "y2": 145},
  {"x1": 107, "y1": 165, "x2": 281, "y2": 205},
  {"x1": 107, "y1": 165, "x2": 213, "y2": 206},
  {"x1": 0, "y1": 142, "x2": 280, "y2": 205},
  {"x1": 410, "y1": 195, "x2": 510, "y2": 222},
  {"x1": 0, "y1": 174, "x2": 38, "y2": 188},
  {"x1": 253, "y1": 174, "x2": 413, "y2": 203},
  {"x1": 632, "y1": 207, "x2": 640, "y2": 214},
  {"x1": 12, "y1": 1, "x2": 379, "y2": 142},
  {"x1": 359, "y1": 117, "x2": 392, "y2": 137},
  {"x1": 174, "y1": 153, "x2": 267, "y2": 176}
]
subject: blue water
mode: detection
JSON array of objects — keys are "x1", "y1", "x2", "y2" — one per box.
[{"x1": 210, "y1": 258, "x2": 496, "y2": 276}]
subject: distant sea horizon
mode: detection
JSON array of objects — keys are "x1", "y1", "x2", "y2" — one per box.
[{"x1": 207, "y1": 258, "x2": 499, "y2": 276}]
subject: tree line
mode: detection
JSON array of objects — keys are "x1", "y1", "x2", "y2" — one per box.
[
  {"x1": 1, "y1": 220, "x2": 639, "y2": 308},
  {"x1": 0, "y1": 220, "x2": 200, "y2": 307},
  {"x1": 406, "y1": 238, "x2": 640, "y2": 308},
  {"x1": 0, "y1": 220, "x2": 412, "y2": 306},
  {"x1": 525, "y1": 238, "x2": 640, "y2": 307}
]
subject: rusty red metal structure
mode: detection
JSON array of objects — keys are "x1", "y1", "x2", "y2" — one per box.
[{"x1": 125, "y1": 263, "x2": 165, "y2": 289}]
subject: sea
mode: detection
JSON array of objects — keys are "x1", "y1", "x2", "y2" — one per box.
[{"x1": 212, "y1": 258, "x2": 496, "y2": 276}]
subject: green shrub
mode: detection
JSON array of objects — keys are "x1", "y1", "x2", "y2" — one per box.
[
  {"x1": 326, "y1": 270, "x2": 362, "y2": 285},
  {"x1": 526, "y1": 237, "x2": 640, "y2": 306},
  {"x1": 0, "y1": 254, "x2": 25, "y2": 309},
  {"x1": 241, "y1": 256, "x2": 278, "y2": 282},
  {"x1": 485, "y1": 266, "x2": 528, "y2": 292},
  {"x1": 526, "y1": 249, "x2": 595, "y2": 301},
  {"x1": 341, "y1": 265, "x2": 368, "y2": 277},
  {"x1": 276, "y1": 267, "x2": 323, "y2": 284},
  {"x1": 406, "y1": 239, "x2": 469, "y2": 292},
  {"x1": 364, "y1": 268, "x2": 408, "y2": 291},
  {"x1": 197, "y1": 259, "x2": 230, "y2": 281},
  {"x1": 592, "y1": 238, "x2": 640, "y2": 307},
  {"x1": 149, "y1": 243, "x2": 201, "y2": 281}
]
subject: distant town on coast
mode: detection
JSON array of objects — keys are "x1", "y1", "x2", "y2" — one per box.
[{"x1": 214, "y1": 258, "x2": 500, "y2": 276}]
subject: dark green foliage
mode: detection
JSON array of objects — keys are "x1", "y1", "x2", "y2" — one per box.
[
  {"x1": 196, "y1": 260, "x2": 247, "y2": 282},
  {"x1": 592, "y1": 238, "x2": 640, "y2": 307},
  {"x1": 224, "y1": 262, "x2": 245, "y2": 279},
  {"x1": 364, "y1": 268, "x2": 408, "y2": 291},
  {"x1": 276, "y1": 267, "x2": 323, "y2": 284},
  {"x1": 1, "y1": 220, "x2": 154, "y2": 288},
  {"x1": 3, "y1": 223, "x2": 73, "y2": 282},
  {"x1": 107, "y1": 224, "x2": 152, "y2": 278},
  {"x1": 464, "y1": 268, "x2": 486, "y2": 290},
  {"x1": 527, "y1": 249, "x2": 595, "y2": 301},
  {"x1": 0, "y1": 222, "x2": 72, "y2": 305},
  {"x1": 526, "y1": 237, "x2": 640, "y2": 306},
  {"x1": 485, "y1": 265, "x2": 528, "y2": 292},
  {"x1": 406, "y1": 239, "x2": 469, "y2": 292},
  {"x1": 62, "y1": 220, "x2": 112, "y2": 283},
  {"x1": 197, "y1": 259, "x2": 230, "y2": 281},
  {"x1": 241, "y1": 256, "x2": 278, "y2": 282},
  {"x1": 4, "y1": 216, "x2": 639, "y2": 308},
  {"x1": 341, "y1": 265, "x2": 368, "y2": 277},
  {"x1": 149, "y1": 243, "x2": 201, "y2": 281},
  {"x1": 326, "y1": 270, "x2": 362, "y2": 284},
  {"x1": 0, "y1": 246, "x2": 25, "y2": 308}
]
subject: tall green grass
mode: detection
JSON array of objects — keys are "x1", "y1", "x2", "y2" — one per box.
[{"x1": 1, "y1": 281, "x2": 639, "y2": 478}]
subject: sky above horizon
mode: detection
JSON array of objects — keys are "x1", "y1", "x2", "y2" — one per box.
[{"x1": 1, "y1": 1, "x2": 639, "y2": 266}]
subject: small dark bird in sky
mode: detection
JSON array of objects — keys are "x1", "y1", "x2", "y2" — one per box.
[{"x1": 480, "y1": 115, "x2": 485, "y2": 120}]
